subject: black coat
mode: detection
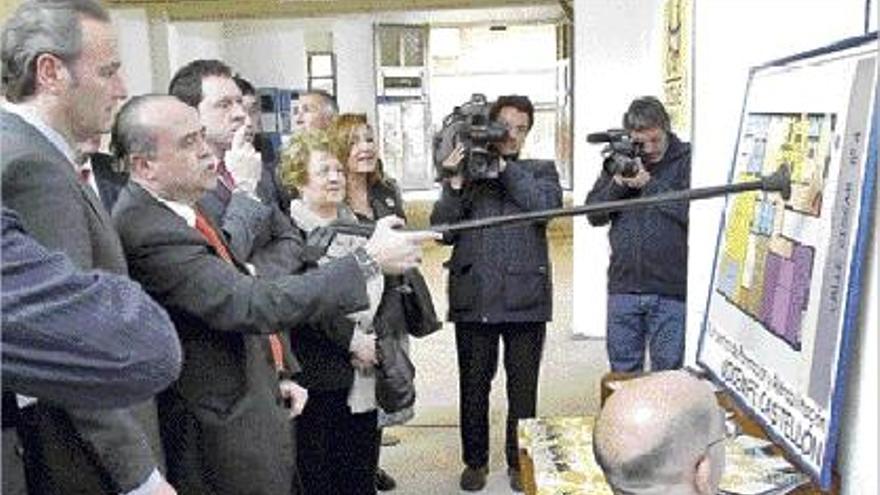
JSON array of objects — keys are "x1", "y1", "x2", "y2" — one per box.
[
  {"x1": 91, "y1": 152, "x2": 128, "y2": 213},
  {"x1": 430, "y1": 160, "x2": 563, "y2": 324},
  {"x1": 585, "y1": 133, "x2": 691, "y2": 299},
  {"x1": 288, "y1": 179, "x2": 409, "y2": 394},
  {"x1": 366, "y1": 178, "x2": 406, "y2": 220},
  {"x1": 113, "y1": 182, "x2": 368, "y2": 494}
]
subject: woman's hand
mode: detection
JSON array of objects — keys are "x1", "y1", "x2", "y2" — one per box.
[{"x1": 349, "y1": 332, "x2": 377, "y2": 370}]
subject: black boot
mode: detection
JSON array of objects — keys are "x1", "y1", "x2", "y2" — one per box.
[{"x1": 375, "y1": 467, "x2": 397, "y2": 491}]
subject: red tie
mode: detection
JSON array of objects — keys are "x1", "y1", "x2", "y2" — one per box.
[
  {"x1": 194, "y1": 209, "x2": 285, "y2": 372},
  {"x1": 78, "y1": 166, "x2": 92, "y2": 185},
  {"x1": 215, "y1": 160, "x2": 236, "y2": 190}
]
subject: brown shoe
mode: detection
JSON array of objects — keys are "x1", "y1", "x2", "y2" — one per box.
[{"x1": 459, "y1": 465, "x2": 489, "y2": 491}]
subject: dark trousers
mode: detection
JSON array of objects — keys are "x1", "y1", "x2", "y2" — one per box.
[
  {"x1": 296, "y1": 389, "x2": 378, "y2": 495},
  {"x1": 455, "y1": 322, "x2": 546, "y2": 470}
]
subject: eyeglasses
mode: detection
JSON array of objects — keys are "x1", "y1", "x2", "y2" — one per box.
[{"x1": 706, "y1": 407, "x2": 739, "y2": 451}]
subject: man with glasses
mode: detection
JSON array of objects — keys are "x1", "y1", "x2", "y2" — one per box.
[
  {"x1": 586, "y1": 96, "x2": 691, "y2": 373},
  {"x1": 593, "y1": 370, "x2": 727, "y2": 495}
]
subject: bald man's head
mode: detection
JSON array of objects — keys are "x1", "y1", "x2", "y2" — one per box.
[
  {"x1": 112, "y1": 94, "x2": 215, "y2": 204},
  {"x1": 593, "y1": 371, "x2": 726, "y2": 495}
]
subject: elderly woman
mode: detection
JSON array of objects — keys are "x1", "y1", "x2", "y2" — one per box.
[
  {"x1": 329, "y1": 113, "x2": 419, "y2": 491},
  {"x1": 278, "y1": 128, "x2": 382, "y2": 494}
]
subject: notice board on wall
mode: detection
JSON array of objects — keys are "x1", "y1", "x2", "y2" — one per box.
[{"x1": 697, "y1": 33, "x2": 878, "y2": 489}]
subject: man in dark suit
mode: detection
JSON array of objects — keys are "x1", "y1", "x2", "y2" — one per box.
[
  {"x1": 1, "y1": 2, "x2": 173, "y2": 494},
  {"x1": 90, "y1": 151, "x2": 129, "y2": 211},
  {"x1": 76, "y1": 134, "x2": 129, "y2": 212},
  {"x1": 1, "y1": 207, "x2": 181, "y2": 409},
  {"x1": 1, "y1": 207, "x2": 181, "y2": 495},
  {"x1": 110, "y1": 94, "x2": 433, "y2": 494}
]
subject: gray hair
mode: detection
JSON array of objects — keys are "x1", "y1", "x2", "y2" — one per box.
[
  {"x1": 623, "y1": 96, "x2": 671, "y2": 133},
  {"x1": 301, "y1": 89, "x2": 338, "y2": 115},
  {"x1": 110, "y1": 94, "x2": 169, "y2": 170},
  {"x1": 596, "y1": 404, "x2": 715, "y2": 485},
  {"x1": 1, "y1": 0, "x2": 110, "y2": 102}
]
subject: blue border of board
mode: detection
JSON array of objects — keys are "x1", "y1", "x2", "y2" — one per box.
[{"x1": 696, "y1": 31, "x2": 878, "y2": 490}]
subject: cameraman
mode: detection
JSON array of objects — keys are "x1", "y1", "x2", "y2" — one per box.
[
  {"x1": 430, "y1": 95, "x2": 562, "y2": 492},
  {"x1": 585, "y1": 96, "x2": 691, "y2": 373}
]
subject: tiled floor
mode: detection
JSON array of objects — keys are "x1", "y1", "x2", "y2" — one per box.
[
  {"x1": 378, "y1": 217, "x2": 612, "y2": 494},
  {"x1": 379, "y1": 331, "x2": 608, "y2": 494}
]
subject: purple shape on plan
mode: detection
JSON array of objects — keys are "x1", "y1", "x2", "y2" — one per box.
[
  {"x1": 771, "y1": 282, "x2": 792, "y2": 337},
  {"x1": 760, "y1": 253, "x2": 781, "y2": 325}
]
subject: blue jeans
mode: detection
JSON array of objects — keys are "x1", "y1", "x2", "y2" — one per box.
[{"x1": 606, "y1": 293, "x2": 685, "y2": 372}]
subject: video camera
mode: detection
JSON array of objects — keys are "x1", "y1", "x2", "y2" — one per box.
[
  {"x1": 586, "y1": 129, "x2": 645, "y2": 178},
  {"x1": 433, "y1": 94, "x2": 509, "y2": 181}
]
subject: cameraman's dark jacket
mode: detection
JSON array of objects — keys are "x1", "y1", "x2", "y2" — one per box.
[
  {"x1": 431, "y1": 160, "x2": 562, "y2": 323},
  {"x1": 585, "y1": 133, "x2": 690, "y2": 299}
]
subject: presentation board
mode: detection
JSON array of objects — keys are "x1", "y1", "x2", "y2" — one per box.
[{"x1": 697, "y1": 33, "x2": 878, "y2": 489}]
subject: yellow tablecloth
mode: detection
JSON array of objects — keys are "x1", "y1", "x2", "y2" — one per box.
[{"x1": 518, "y1": 416, "x2": 808, "y2": 495}]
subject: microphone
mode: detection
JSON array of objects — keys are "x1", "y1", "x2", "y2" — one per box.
[{"x1": 762, "y1": 163, "x2": 792, "y2": 201}]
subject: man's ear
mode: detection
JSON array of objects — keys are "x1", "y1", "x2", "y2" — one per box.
[
  {"x1": 128, "y1": 154, "x2": 152, "y2": 179},
  {"x1": 33, "y1": 53, "x2": 70, "y2": 95},
  {"x1": 694, "y1": 453, "x2": 714, "y2": 495}
]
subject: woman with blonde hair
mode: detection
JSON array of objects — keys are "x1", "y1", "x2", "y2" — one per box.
[
  {"x1": 329, "y1": 113, "x2": 431, "y2": 491},
  {"x1": 278, "y1": 128, "x2": 383, "y2": 494}
]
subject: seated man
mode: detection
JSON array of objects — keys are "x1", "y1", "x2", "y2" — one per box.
[{"x1": 593, "y1": 370, "x2": 726, "y2": 495}]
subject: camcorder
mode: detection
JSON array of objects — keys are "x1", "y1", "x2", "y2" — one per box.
[
  {"x1": 433, "y1": 94, "x2": 508, "y2": 181},
  {"x1": 587, "y1": 129, "x2": 645, "y2": 178}
]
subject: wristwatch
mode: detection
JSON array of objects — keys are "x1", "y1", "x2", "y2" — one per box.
[{"x1": 352, "y1": 246, "x2": 381, "y2": 280}]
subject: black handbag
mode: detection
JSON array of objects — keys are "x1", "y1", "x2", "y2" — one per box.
[
  {"x1": 399, "y1": 269, "x2": 441, "y2": 338},
  {"x1": 375, "y1": 331, "x2": 416, "y2": 413}
]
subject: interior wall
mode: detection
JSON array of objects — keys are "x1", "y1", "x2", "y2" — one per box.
[
  {"x1": 222, "y1": 20, "x2": 309, "y2": 90},
  {"x1": 571, "y1": 0, "x2": 664, "y2": 339},
  {"x1": 115, "y1": 5, "x2": 560, "y2": 108},
  {"x1": 839, "y1": 179, "x2": 877, "y2": 494},
  {"x1": 109, "y1": 9, "x2": 153, "y2": 97},
  {"x1": 332, "y1": 16, "x2": 377, "y2": 123},
  {"x1": 573, "y1": 1, "x2": 876, "y2": 491},
  {"x1": 165, "y1": 21, "x2": 224, "y2": 79}
]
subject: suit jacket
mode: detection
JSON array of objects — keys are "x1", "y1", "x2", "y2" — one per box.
[
  {"x1": 112, "y1": 182, "x2": 369, "y2": 494},
  {"x1": 91, "y1": 152, "x2": 129, "y2": 213},
  {"x1": 254, "y1": 132, "x2": 294, "y2": 216},
  {"x1": 1, "y1": 109, "x2": 162, "y2": 494},
  {"x1": 1, "y1": 207, "x2": 181, "y2": 410}
]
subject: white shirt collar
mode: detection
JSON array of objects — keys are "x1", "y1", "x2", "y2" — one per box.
[
  {"x1": 135, "y1": 182, "x2": 197, "y2": 228},
  {"x1": 155, "y1": 196, "x2": 197, "y2": 228},
  {"x1": 78, "y1": 156, "x2": 100, "y2": 198},
  {"x1": 2, "y1": 101, "x2": 79, "y2": 167}
]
